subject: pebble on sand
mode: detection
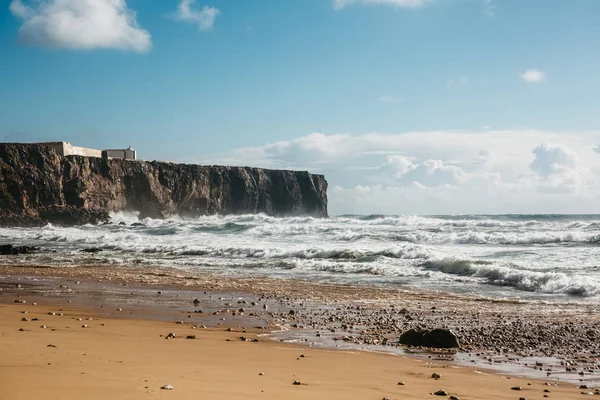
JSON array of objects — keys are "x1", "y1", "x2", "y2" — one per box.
[
  {"x1": 511, "y1": 386, "x2": 522, "y2": 391},
  {"x1": 292, "y1": 380, "x2": 302, "y2": 385},
  {"x1": 434, "y1": 389, "x2": 448, "y2": 396},
  {"x1": 160, "y1": 384, "x2": 174, "y2": 390},
  {"x1": 431, "y1": 373, "x2": 441, "y2": 379}
]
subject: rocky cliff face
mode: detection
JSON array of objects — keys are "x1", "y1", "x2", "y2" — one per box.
[{"x1": 0, "y1": 143, "x2": 328, "y2": 225}]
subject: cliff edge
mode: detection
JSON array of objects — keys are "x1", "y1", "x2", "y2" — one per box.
[{"x1": 0, "y1": 143, "x2": 328, "y2": 225}]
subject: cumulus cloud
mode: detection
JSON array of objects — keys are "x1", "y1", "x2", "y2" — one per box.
[
  {"x1": 193, "y1": 130, "x2": 600, "y2": 214},
  {"x1": 520, "y1": 69, "x2": 546, "y2": 83},
  {"x1": 530, "y1": 143, "x2": 579, "y2": 178},
  {"x1": 385, "y1": 155, "x2": 465, "y2": 187},
  {"x1": 172, "y1": 0, "x2": 220, "y2": 31},
  {"x1": 530, "y1": 143, "x2": 584, "y2": 193},
  {"x1": 333, "y1": 0, "x2": 433, "y2": 10},
  {"x1": 9, "y1": 0, "x2": 151, "y2": 52}
]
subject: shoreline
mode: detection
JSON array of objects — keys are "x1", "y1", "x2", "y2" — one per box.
[
  {"x1": 1, "y1": 284, "x2": 597, "y2": 400},
  {"x1": 1, "y1": 304, "x2": 591, "y2": 400},
  {"x1": 1, "y1": 264, "x2": 599, "y2": 387}
]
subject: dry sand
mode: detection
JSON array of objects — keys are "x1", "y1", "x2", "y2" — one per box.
[{"x1": 0, "y1": 301, "x2": 592, "y2": 400}]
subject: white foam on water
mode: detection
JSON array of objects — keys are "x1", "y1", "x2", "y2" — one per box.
[{"x1": 1, "y1": 213, "x2": 599, "y2": 301}]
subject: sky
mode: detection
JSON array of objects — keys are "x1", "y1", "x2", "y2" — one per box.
[{"x1": 1, "y1": 0, "x2": 600, "y2": 215}]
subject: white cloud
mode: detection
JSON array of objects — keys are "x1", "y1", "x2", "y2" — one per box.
[
  {"x1": 385, "y1": 155, "x2": 466, "y2": 186},
  {"x1": 520, "y1": 69, "x2": 546, "y2": 83},
  {"x1": 192, "y1": 130, "x2": 600, "y2": 214},
  {"x1": 593, "y1": 145, "x2": 600, "y2": 154},
  {"x1": 447, "y1": 76, "x2": 468, "y2": 88},
  {"x1": 530, "y1": 143, "x2": 579, "y2": 178},
  {"x1": 379, "y1": 95, "x2": 405, "y2": 103},
  {"x1": 9, "y1": 0, "x2": 151, "y2": 52},
  {"x1": 172, "y1": 0, "x2": 220, "y2": 31},
  {"x1": 482, "y1": 0, "x2": 496, "y2": 17},
  {"x1": 333, "y1": 0, "x2": 433, "y2": 10},
  {"x1": 530, "y1": 143, "x2": 584, "y2": 194}
]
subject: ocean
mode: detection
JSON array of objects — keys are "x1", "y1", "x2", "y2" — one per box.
[{"x1": 1, "y1": 213, "x2": 599, "y2": 303}]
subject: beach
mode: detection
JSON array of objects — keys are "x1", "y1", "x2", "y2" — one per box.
[{"x1": 1, "y1": 263, "x2": 599, "y2": 399}]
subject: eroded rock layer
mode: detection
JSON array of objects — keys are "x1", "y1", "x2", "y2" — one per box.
[{"x1": 0, "y1": 143, "x2": 328, "y2": 225}]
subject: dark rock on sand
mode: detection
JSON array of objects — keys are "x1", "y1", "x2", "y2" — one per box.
[
  {"x1": 399, "y1": 328, "x2": 460, "y2": 349},
  {"x1": 434, "y1": 390, "x2": 448, "y2": 396},
  {"x1": 0, "y1": 244, "x2": 39, "y2": 255},
  {"x1": 81, "y1": 248, "x2": 103, "y2": 253}
]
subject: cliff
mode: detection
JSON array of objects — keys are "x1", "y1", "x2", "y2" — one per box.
[{"x1": 0, "y1": 143, "x2": 328, "y2": 226}]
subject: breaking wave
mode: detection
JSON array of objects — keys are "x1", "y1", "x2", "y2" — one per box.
[
  {"x1": 422, "y1": 258, "x2": 600, "y2": 297},
  {"x1": 1, "y1": 212, "x2": 599, "y2": 301}
]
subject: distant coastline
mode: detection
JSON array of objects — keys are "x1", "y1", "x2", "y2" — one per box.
[{"x1": 0, "y1": 142, "x2": 328, "y2": 226}]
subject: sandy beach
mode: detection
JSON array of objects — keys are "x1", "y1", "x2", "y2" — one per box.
[
  {"x1": 1, "y1": 265, "x2": 598, "y2": 399},
  {"x1": 0, "y1": 302, "x2": 592, "y2": 400}
]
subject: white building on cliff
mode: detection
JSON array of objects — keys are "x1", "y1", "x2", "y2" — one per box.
[{"x1": 37, "y1": 142, "x2": 137, "y2": 160}]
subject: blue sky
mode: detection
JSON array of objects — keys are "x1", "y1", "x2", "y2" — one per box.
[{"x1": 1, "y1": 0, "x2": 600, "y2": 214}]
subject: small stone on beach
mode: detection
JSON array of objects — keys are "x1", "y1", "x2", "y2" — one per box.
[
  {"x1": 431, "y1": 373, "x2": 441, "y2": 379},
  {"x1": 434, "y1": 389, "x2": 448, "y2": 396},
  {"x1": 160, "y1": 384, "x2": 174, "y2": 390}
]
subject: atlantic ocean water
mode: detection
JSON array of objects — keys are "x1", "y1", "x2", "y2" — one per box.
[{"x1": 1, "y1": 213, "x2": 599, "y2": 303}]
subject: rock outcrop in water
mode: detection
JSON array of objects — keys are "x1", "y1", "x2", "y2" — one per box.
[{"x1": 0, "y1": 143, "x2": 328, "y2": 226}]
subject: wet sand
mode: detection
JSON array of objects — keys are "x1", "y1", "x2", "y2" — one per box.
[
  {"x1": 0, "y1": 304, "x2": 594, "y2": 400},
  {"x1": 0, "y1": 263, "x2": 599, "y2": 399}
]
